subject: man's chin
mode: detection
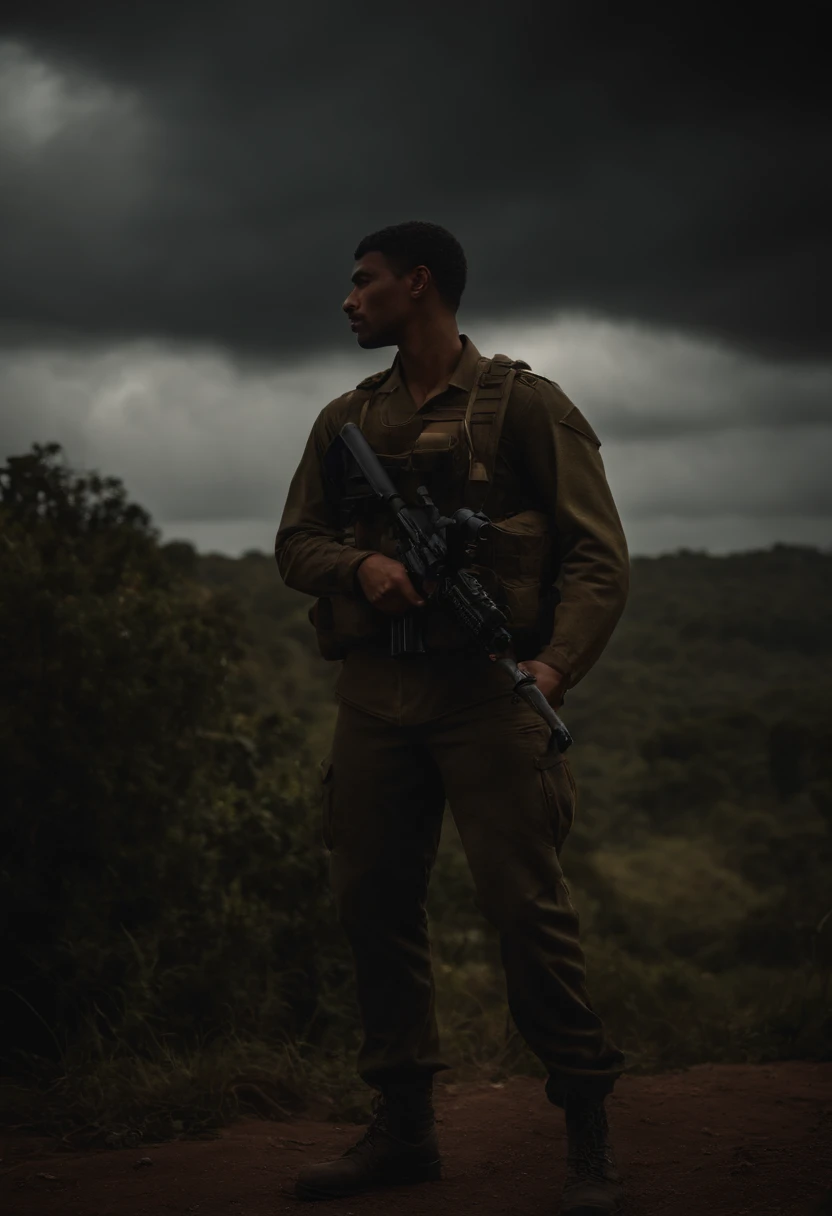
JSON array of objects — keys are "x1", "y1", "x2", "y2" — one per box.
[{"x1": 356, "y1": 331, "x2": 395, "y2": 350}]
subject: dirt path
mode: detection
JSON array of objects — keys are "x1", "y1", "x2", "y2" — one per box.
[{"x1": 2, "y1": 1062, "x2": 831, "y2": 1216}]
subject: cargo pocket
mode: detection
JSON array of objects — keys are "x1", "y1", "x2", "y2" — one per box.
[
  {"x1": 535, "y1": 747, "x2": 576, "y2": 853},
  {"x1": 320, "y1": 755, "x2": 335, "y2": 851},
  {"x1": 330, "y1": 595, "x2": 389, "y2": 644}
]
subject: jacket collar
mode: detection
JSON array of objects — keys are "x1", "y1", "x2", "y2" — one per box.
[{"x1": 374, "y1": 333, "x2": 482, "y2": 399}]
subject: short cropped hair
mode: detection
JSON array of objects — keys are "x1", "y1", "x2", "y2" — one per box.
[{"x1": 354, "y1": 221, "x2": 468, "y2": 312}]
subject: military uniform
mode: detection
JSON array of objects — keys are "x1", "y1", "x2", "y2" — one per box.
[{"x1": 275, "y1": 335, "x2": 628, "y2": 1107}]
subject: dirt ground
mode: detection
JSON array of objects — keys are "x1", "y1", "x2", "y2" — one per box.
[{"x1": 1, "y1": 1062, "x2": 831, "y2": 1216}]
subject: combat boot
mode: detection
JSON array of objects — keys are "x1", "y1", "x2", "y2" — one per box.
[
  {"x1": 561, "y1": 1092, "x2": 621, "y2": 1214},
  {"x1": 294, "y1": 1082, "x2": 441, "y2": 1200}
]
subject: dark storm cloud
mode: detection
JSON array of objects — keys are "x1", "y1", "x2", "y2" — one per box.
[
  {"x1": 1, "y1": 4, "x2": 829, "y2": 360},
  {"x1": 1, "y1": 321, "x2": 829, "y2": 546}
]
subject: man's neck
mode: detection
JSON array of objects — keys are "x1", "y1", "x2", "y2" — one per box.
[{"x1": 397, "y1": 319, "x2": 463, "y2": 409}]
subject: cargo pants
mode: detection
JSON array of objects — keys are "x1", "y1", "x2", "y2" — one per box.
[{"x1": 321, "y1": 652, "x2": 625, "y2": 1107}]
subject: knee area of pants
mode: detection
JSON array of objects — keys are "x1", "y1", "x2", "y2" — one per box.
[
  {"x1": 476, "y1": 886, "x2": 544, "y2": 935},
  {"x1": 476, "y1": 872, "x2": 574, "y2": 936}
]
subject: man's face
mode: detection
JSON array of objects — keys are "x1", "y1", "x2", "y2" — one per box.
[{"x1": 342, "y1": 251, "x2": 420, "y2": 348}]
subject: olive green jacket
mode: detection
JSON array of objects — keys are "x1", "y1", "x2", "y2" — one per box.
[{"x1": 275, "y1": 335, "x2": 629, "y2": 690}]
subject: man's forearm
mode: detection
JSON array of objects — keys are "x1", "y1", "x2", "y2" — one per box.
[
  {"x1": 275, "y1": 526, "x2": 377, "y2": 598},
  {"x1": 514, "y1": 390, "x2": 629, "y2": 689},
  {"x1": 536, "y1": 551, "x2": 629, "y2": 687}
]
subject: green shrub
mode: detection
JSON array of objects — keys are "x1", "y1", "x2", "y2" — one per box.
[{"x1": 0, "y1": 446, "x2": 350, "y2": 1080}]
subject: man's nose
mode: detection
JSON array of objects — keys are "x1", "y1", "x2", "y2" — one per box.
[{"x1": 342, "y1": 292, "x2": 357, "y2": 315}]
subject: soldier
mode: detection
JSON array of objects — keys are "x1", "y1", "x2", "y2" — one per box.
[{"x1": 275, "y1": 221, "x2": 629, "y2": 1215}]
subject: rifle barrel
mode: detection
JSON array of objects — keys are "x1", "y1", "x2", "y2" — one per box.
[{"x1": 340, "y1": 423, "x2": 401, "y2": 506}]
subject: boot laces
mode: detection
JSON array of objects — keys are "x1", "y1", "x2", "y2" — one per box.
[
  {"x1": 344, "y1": 1093, "x2": 389, "y2": 1158},
  {"x1": 344, "y1": 1088, "x2": 434, "y2": 1157}
]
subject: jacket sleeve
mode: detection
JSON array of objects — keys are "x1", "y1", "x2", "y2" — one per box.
[
  {"x1": 274, "y1": 405, "x2": 378, "y2": 597},
  {"x1": 512, "y1": 382, "x2": 630, "y2": 687}
]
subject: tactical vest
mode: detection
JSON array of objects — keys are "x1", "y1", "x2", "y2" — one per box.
[{"x1": 312, "y1": 354, "x2": 556, "y2": 659}]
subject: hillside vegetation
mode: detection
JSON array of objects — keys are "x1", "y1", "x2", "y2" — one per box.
[{"x1": 1, "y1": 444, "x2": 830, "y2": 1140}]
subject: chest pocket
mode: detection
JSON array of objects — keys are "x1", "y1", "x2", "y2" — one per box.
[
  {"x1": 380, "y1": 427, "x2": 467, "y2": 482},
  {"x1": 352, "y1": 423, "x2": 470, "y2": 555},
  {"x1": 398, "y1": 424, "x2": 470, "y2": 505}
]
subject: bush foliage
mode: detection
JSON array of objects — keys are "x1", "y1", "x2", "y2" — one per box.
[
  {"x1": 0, "y1": 448, "x2": 351, "y2": 1126},
  {"x1": 1, "y1": 444, "x2": 830, "y2": 1136}
]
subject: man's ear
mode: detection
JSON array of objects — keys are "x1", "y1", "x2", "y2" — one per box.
[{"x1": 410, "y1": 264, "x2": 431, "y2": 298}]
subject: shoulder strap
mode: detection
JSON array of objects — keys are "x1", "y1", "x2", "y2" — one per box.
[
  {"x1": 462, "y1": 353, "x2": 529, "y2": 510},
  {"x1": 339, "y1": 387, "x2": 377, "y2": 433},
  {"x1": 350, "y1": 366, "x2": 393, "y2": 433},
  {"x1": 356, "y1": 367, "x2": 393, "y2": 391}
]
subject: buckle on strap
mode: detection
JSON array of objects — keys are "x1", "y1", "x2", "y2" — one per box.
[{"x1": 462, "y1": 356, "x2": 517, "y2": 493}]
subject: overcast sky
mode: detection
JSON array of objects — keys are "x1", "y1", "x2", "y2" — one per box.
[{"x1": 1, "y1": 6, "x2": 829, "y2": 558}]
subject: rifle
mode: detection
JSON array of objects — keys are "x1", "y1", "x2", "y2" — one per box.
[{"x1": 331, "y1": 421, "x2": 572, "y2": 753}]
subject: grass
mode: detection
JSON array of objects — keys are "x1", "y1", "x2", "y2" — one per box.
[{"x1": 1, "y1": 951, "x2": 829, "y2": 1146}]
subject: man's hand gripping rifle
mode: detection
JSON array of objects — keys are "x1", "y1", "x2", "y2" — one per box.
[{"x1": 333, "y1": 422, "x2": 572, "y2": 754}]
